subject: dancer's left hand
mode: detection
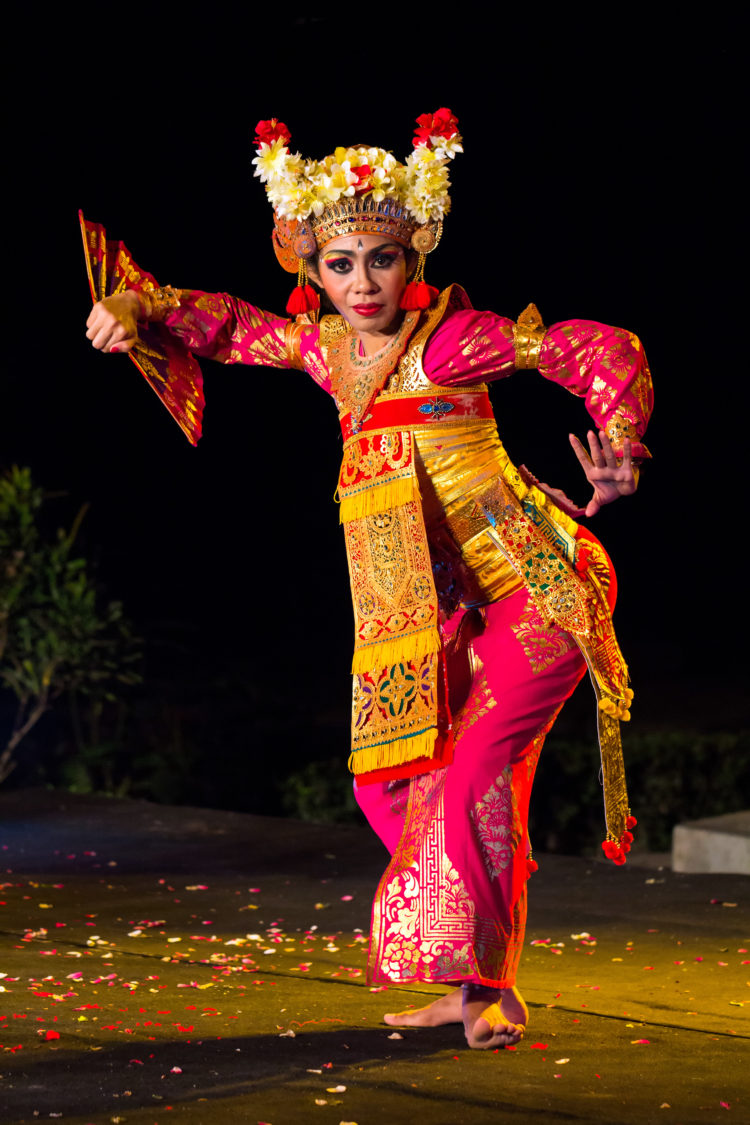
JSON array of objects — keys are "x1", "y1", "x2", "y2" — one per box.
[
  {"x1": 524, "y1": 430, "x2": 637, "y2": 519},
  {"x1": 569, "y1": 430, "x2": 637, "y2": 517}
]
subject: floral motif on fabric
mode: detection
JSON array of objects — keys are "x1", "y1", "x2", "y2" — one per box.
[
  {"x1": 590, "y1": 375, "x2": 616, "y2": 408},
  {"x1": 456, "y1": 332, "x2": 499, "y2": 368},
  {"x1": 194, "y1": 293, "x2": 226, "y2": 318},
  {"x1": 452, "y1": 663, "x2": 497, "y2": 745},
  {"x1": 559, "y1": 324, "x2": 605, "y2": 349},
  {"x1": 470, "y1": 767, "x2": 521, "y2": 880},
  {"x1": 369, "y1": 771, "x2": 522, "y2": 987},
  {"x1": 511, "y1": 599, "x2": 576, "y2": 674},
  {"x1": 601, "y1": 339, "x2": 638, "y2": 382}
]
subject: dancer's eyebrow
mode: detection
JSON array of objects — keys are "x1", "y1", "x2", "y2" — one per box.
[{"x1": 321, "y1": 242, "x2": 400, "y2": 259}]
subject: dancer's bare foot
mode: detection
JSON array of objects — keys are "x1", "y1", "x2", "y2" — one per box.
[
  {"x1": 384, "y1": 987, "x2": 463, "y2": 1027},
  {"x1": 462, "y1": 984, "x2": 527, "y2": 1049}
]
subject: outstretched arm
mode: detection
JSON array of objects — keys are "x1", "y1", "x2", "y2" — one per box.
[{"x1": 85, "y1": 287, "x2": 328, "y2": 384}]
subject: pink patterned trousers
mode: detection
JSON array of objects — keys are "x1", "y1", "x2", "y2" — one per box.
[{"x1": 356, "y1": 587, "x2": 588, "y2": 988}]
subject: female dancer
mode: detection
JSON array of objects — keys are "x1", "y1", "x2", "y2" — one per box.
[{"x1": 84, "y1": 109, "x2": 651, "y2": 1050}]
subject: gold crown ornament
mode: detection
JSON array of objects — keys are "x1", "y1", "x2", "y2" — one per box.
[{"x1": 252, "y1": 110, "x2": 463, "y2": 316}]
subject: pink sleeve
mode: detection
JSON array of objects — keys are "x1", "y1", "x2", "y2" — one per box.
[
  {"x1": 159, "y1": 290, "x2": 331, "y2": 391},
  {"x1": 538, "y1": 321, "x2": 653, "y2": 460},
  {"x1": 423, "y1": 309, "x2": 516, "y2": 385},
  {"x1": 425, "y1": 308, "x2": 652, "y2": 460}
]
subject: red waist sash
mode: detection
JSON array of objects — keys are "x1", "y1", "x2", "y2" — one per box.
[{"x1": 340, "y1": 391, "x2": 494, "y2": 442}]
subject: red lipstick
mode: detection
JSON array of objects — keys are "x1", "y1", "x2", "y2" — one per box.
[{"x1": 351, "y1": 304, "x2": 384, "y2": 317}]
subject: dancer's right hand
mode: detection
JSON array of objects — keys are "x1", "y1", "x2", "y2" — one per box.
[{"x1": 86, "y1": 292, "x2": 143, "y2": 354}]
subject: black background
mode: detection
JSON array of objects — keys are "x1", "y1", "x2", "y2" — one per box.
[{"x1": 5, "y1": 12, "x2": 746, "y2": 787}]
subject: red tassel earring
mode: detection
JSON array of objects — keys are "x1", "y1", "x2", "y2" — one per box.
[
  {"x1": 400, "y1": 222, "x2": 442, "y2": 310},
  {"x1": 286, "y1": 257, "x2": 320, "y2": 317}
]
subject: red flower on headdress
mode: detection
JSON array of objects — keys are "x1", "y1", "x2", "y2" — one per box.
[
  {"x1": 351, "y1": 164, "x2": 372, "y2": 191},
  {"x1": 413, "y1": 107, "x2": 460, "y2": 148},
  {"x1": 254, "y1": 118, "x2": 291, "y2": 148}
]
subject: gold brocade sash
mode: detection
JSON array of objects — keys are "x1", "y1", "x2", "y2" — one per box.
[{"x1": 340, "y1": 394, "x2": 494, "y2": 781}]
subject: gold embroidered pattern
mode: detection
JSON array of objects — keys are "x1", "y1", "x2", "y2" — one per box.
[
  {"x1": 601, "y1": 339, "x2": 638, "y2": 381},
  {"x1": 329, "y1": 310, "x2": 420, "y2": 425},
  {"x1": 590, "y1": 374, "x2": 616, "y2": 409},
  {"x1": 511, "y1": 599, "x2": 576, "y2": 674},
  {"x1": 318, "y1": 313, "x2": 349, "y2": 348},
  {"x1": 346, "y1": 493, "x2": 442, "y2": 775},
  {"x1": 470, "y1": 767, "x2": 521, "y2": 879},
  {"x1": 477, "y1": 478, "x2": 592, "y2": 639},
  {"x1": 351, "y1": 654, "x2": 439, "y2": 762},
  {"x1": 446, "y1": 325, "x2": 512, "y2": 377},
  {"x1": 338, "y1": 431, "x2": 414, "y2": 516},
  {"x1": 630, "y1": 365, "x2": 653, "y2": 422},
  {"x1": 369, "y1": 771, "x2": 520, "y2": 986},
  {"x1": 559, "y1": 323, "x2": 605, "y2": 349},
  {"x1": 194, "y1": 293, "x2": 226, "y2": 317}
]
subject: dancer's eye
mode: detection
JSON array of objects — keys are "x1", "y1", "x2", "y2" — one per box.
[
  {"x1": 371, "y1": 252, "x2": 400, "y2": 269},
  {"x1": 324, "y1": 258, "x2": 352, "y2": 274}
]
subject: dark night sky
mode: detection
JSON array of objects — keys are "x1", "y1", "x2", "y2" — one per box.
[{"x1": 5, "y1": 13, "x2": 745, "y2": 736}]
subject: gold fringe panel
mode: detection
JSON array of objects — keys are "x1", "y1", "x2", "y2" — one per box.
[
  {"x1": 351, "y1": 625, "x2": 441, "y2": 675},
  {"x1": 348, "y1": 727, "x2": 438, "y2": 776},
  {"x1": 339, "y1": 474, "x2": 419, "y2": 524}
]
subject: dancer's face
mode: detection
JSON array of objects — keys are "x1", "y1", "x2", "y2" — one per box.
[{"x1": 309, "y1": 233, "x2": 408, "y2": 342}]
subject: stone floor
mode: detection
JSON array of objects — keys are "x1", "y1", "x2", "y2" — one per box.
[{"x1": 0, "y1": 790, "x2": 747, "y2": 1124}]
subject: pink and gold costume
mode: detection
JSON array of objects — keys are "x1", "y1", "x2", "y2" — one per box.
[
  {"x1": 149, "y1": 282, "x2": 652, "y2": 989},
  {"x1": 85, "y1": 239, "x2": 652, "y2": 988}
]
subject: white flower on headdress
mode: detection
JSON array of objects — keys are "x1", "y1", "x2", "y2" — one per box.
[
  {"x1": 252, "y1": 138, "x2": 291, "y2": 184},
  {"x1": 431, "y1": 135, "x2": 464, "y2": 161}
]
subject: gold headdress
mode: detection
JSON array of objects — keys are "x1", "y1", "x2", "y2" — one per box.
[{"x1": 252, "y1": 110, "x2": 463, "y2": 314}]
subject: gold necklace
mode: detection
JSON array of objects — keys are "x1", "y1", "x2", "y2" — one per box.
[{"x1": 329, "y1": 310, "x2": 421, "y2": 431}]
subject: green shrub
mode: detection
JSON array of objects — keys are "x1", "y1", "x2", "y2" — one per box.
[{"x1": 0, "y1": 467, "x2": 141, "y2": 782}]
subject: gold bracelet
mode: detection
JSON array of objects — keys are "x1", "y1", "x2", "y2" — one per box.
[
  {"x1": 512, "y1": 302, "x2": 547, "y2": 369},
  {"x1": 139, "y1": 285, "x2": 181, "y2": 322}
]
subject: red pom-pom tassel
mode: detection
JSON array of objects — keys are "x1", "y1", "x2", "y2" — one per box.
[
  {"x1": 526, "y1": 858, "x2": 539, "y2": 876},
  {"x1": 602, "y1": 840, "x2": 619, "y2": 859},
  {"x1": 613, "y1": 852, "x2": 626, "y2": 865},
  {"x1": 626, "y1": 815, "x2": 637, "y2": 830},
  {"x1": 286, "y1": 284, "x2": 320, "y2": 316},
  {"x1": 400, "y1": 280, "x2": 439, "y2": 310}
]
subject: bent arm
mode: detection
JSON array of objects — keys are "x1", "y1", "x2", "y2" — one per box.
[
  {"x1": 538, "y1": 320, "x2": 653, "y2": 462},
  {"x1": 424, "y1": 307, "x2": 653, "y2": 461}
]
